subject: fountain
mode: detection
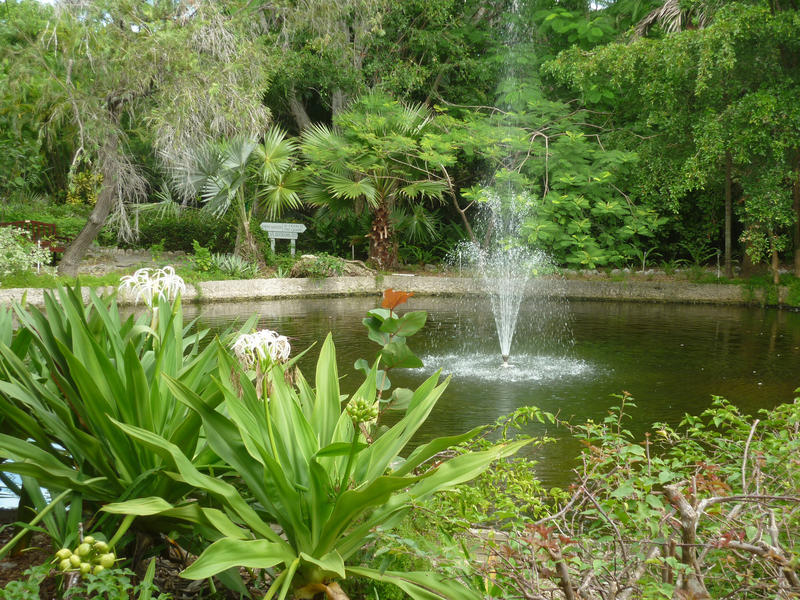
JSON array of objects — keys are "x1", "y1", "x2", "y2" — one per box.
[{"x1": 459, "y1": 190, "x2": 557, "y2": 368}]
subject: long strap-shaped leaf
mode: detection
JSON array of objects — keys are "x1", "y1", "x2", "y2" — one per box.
[
  {"x1": 181, "y1": 538, "x2": 296, "y2": 580},
  {"x1": 110, "y1": 419, "x2": 288, "y2": 548},
  {"x1": 346, "y1": 567, "x2": 483, "y2": 600},
  {"x1": 164, "y1": 373, "x2": 312, "y2": 549}
]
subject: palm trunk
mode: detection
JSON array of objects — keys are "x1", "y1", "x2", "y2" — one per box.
[
  {"x1": 367, "y1": 200, "x2": 395, "y2": 269},
  {"x1": 236, "y1": 198, "x2": 267, "y2": 272}
]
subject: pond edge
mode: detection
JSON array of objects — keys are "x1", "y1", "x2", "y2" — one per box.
[{"x1": 0, "y1": 275, "x2": 794, "y2": 309}]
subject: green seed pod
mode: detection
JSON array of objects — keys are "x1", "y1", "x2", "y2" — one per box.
[
  {"x1": 55, "y1": 548, "x2": 72, "y2": 560},
  {"x1": 75, "y1": 542, "x2": 92, "y2": 557},
  {"x1": 59, "y1": 559, "x2": 72, "y2": 572},
  {"x1": 69, "y1": 554, "x2": 82, "y2": 567},
  {"x1": 92, "y1": 541, "x2": 109, "y2": 553},
  {"x1": 98, "y1": 553, "x2": 116, "y2": 569},
  {"x1": 79, "y1": 562, "x2": 92, "y2": 575},
  {"x1": 92, "y1": 565, "x2": 105, "y2": 575},
  {"x1": 82, "y1": 536, "x2": 96, "y2": 546}
]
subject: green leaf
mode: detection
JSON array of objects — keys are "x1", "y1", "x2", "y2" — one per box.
[
  {"x1": 181, "y1": 539, "x2": 295, "y2": 580},
  {"x1": 313, "y1": 334, "x2": 342, "y2": 448},
  {"x1": 380, "y1": 340, "x2": 423, "y2": 369},
  {"x1": 347, "y1": 567, "x2": 482, "y2": 600},
  {"x1": 315, "y1": 441, "x2": 368, "y2": 458},
  {"x1": 299, "y1": 550, "x2": 345, "y2": 579}
]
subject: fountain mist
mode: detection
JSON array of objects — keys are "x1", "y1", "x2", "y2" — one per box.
[{"x1": 460, "y1": 191, "x2": 555, "y2": 366}]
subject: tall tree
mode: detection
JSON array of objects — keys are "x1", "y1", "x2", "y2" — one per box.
[
  {"x1": 301, "y1": 92, "x2": 455, "y2": 268},
  {"x1": 547, "y1": 0, "x2": 800, "y2": 278},
  {"x1": 6, "y1": 0, "x2": 272, "y2": 276}
]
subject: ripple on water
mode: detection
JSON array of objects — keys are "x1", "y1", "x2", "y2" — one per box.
[{"x1": 415, "y1": 353, "x2": 595, "y2": 383}]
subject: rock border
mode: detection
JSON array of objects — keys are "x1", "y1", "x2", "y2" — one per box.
[{"x1": 0, "y1": 275, "x2": 793, "y2": 308}]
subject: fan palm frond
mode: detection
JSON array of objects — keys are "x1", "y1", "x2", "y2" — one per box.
[
  {"x1": 259, "y1": 171, "x2": 304, "y2": 219},
  {"x1": 324, "y1": 173, "x2": 379, "y2": 206},
  {"x1": 634, "y1": 0, "x2": 718, "y2": 37},
  {"x1": 393, "y1": 205, "x2": 442, "y2": 243},
  {"x1": 256, "y1": 127, "x2": 297, "y2": 179}
]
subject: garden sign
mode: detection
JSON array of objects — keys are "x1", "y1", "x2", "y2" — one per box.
[{"x1": 259, "y1": 222, "x2": 306, "y2": 256}]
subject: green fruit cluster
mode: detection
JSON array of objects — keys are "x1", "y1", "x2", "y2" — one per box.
[
  {"x1": 346, "y1": 397, "x2": 379, "y2": 424},
  {"x1": 54, "y1": 536, "x2": 116, "y2": 576}
]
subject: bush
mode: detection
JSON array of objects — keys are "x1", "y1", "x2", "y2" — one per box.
[
  {"x1": 289, "y1": 253, "x2": 346, "y2": 278},
  {"x1": 0, "y1": 226, "x2": 52, "y2": 276},
  {"x1": 126, "y1": 209, "x2": 236, "y2": 254},
  {"x1": 0, "y1": 198, "x2": 103, "y2": 243},
  {"x1": 211, "y1": 253, "x2": 258, "y2": 278}
]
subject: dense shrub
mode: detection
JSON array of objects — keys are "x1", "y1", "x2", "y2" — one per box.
[
  {"x1": 125, "y1": 209, "x2": 236, "y2": 253},
  {"x1": 0, "y1": 199, "x2": 105, "y2": 243}
]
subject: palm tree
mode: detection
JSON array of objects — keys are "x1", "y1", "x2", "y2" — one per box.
[
  {"x1": 300, "y1": 92, "x2": 452, "y2": 268},
  {"x1": 171, "y1": 127, "x2": 303, "y2": 268}
]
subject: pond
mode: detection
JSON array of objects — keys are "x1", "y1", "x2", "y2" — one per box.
[{"x1": 188, "y1": 296, "x2": 800, "y2": 487}]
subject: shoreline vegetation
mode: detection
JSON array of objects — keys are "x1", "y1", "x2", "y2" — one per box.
[{"x1": 1, "y1": 269, "x2": 799, "y2": 309}]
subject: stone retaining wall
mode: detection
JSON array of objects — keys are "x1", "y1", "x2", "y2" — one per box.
[{"x1": 0, "y1": 275, "x2": 789, "y2": 308}]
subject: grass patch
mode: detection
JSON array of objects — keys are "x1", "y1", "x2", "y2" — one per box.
[{"x1": 0, "y1": 271, "x2": 127, "y2": 289}]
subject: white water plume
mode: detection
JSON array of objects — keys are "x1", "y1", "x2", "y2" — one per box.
[{"x1": 459, "y1": 191, "x2": 556, "y2": 363}]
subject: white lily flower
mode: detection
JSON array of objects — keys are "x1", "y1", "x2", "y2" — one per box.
[
  {"x1": 118, "y1": 266, "x2": 186, "y2": 307},
  {"x1": 231, "y1": 329, "x2": 291, "y2": 369}
]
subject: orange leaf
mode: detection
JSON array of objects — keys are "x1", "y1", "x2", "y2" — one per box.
[{"x1": 381, "y1": 288, "x2": 413, "y2": 310}]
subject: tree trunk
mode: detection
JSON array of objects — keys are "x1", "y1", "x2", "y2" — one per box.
[
  {"x1": 289, "y1": 87, "x2": 312, "y2": 132},
  {"x1": 367, "y1": 200, "x2": 395, "y2": 269},
  {"x1": 331, "y1": 88, "x2": 346, "y2": 116},
  {"x1": 771, "y1": 237, "x2": 780, "y2": 285},
  {"x1": 236, "y1": 200, "x2": 267, "y2": 272},
  {"x1": 724, "y1": 152, "x2": 733, "y2": 278},
  {"x1": 793, "y1": 159, "x2": 800, "y2": 277},
  {"x1": 58, "y1": 134, "x2": 119, "y2": 277}
]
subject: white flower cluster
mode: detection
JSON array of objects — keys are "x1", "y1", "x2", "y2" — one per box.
[
  {"x1": 231, "y1": 329, "x2": 291, "y2": 369},
  {"x1": 118, "y1": 266, "x2": 186, "y2": 306}
]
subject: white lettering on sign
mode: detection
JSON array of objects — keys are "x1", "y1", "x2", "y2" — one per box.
[{"x1": 260, "y1": 222, "x2": 306, "y2": 234}]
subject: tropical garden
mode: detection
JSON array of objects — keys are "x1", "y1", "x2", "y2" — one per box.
[{"x1": 1, "y1": 0, "x2": 800, "y2": 598}]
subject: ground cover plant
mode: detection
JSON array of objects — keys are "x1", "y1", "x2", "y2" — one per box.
[{"x1": 391, "y1": 394, "x2": 800, "y2": 599}]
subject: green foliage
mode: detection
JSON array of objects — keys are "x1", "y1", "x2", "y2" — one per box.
[
  {"x1": 0, "y1": 199, "x2": 101, "y2": 244},
  {"x1": 415, "y1": 393, "x2": 800, "y2": 598},
  {"x1": 168, "y1": 129, "x2": 303, "y2": 264},
  {"x1": 210, "y1": 253, "x2": 258, "y2": 279},
  {"x1": 190, "y1": 240, "x2": 214, "y2": 273},
  {"x1": 0, "y1": 285, "x2": 240, "y2": 544},
  {"x1": 126, "y1": 210, "x2": 235, "y2": 254},
  {"x1": 296, "y1": 253, "x2": 346, "y2": 279},
  {"x1": 0, "y1": 226, "x2": 52, "y2": 276},
  {"x1": 302, "y1": 91, "x2": 455, "y2": 267},
  {"x1": 355, "y1": 291, "x2": 428, "y2": 420},
  {"x1": 0, "y1": 271, "x2": 125, "y2": 290},
  {"x1": 106, "y1": 334, "x2": 529, "y2": 598},
  {"x1": 0, "y1": 559, "x2": 169, "y2": 600},
  {"x1": 0, "y1": 564, "x2": 51, "y2": 600},
  {"x1": 66, "y1": 164, "x2": 102, "y2": 206}
]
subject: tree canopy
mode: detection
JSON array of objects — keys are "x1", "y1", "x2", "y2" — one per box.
[{"x1": 2, "y1": 0, "x2": 800, "y2": 276}]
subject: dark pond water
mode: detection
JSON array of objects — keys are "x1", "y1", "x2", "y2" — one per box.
[{"x1": 187, "y1": 297, "x2": 800, "y2": 487}]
